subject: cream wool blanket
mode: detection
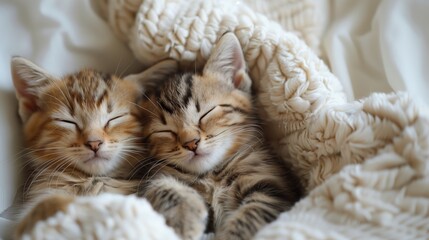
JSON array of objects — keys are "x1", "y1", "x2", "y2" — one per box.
[{"x1": 22, "y1": 0, "x2": 429, "y2": 239}]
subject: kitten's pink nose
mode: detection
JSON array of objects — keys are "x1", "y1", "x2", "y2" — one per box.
[
  {"x1": 182, "y1": 138, "x2": 200, "y2": 152},
  {"x1": 85, "y1": 140, "x2": 103, "y2": 152}
]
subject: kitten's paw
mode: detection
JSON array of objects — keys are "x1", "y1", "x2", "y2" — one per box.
[
  {"x1": 165, "y1": 195, "x2": 207, "y2": 240},
  {"x1": 214, "y1": 216, "x2": 258, "y2": 240},
  {"x1": 15, "y1": 195, "x2": 74, "y2": 237},
  {"x1": 145, "y1": 178, "x2": 208, "y2": 240}
]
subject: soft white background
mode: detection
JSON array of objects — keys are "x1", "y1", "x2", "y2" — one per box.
[
  {"x1": 0, "y1": 0, "x2": 428, "y2": 238},
  {"x1": 323, "y1": 0, "x2": 429, "y2": 110}
]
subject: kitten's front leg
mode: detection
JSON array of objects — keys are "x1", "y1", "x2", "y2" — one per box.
[
  {"x1": 141, "y1": 176, "x2": 208, "y2": 240},
  {"x1": 15, "y1": 194, "x2": 74, "y2": 237},
  {"x1": 215, "y1": 183, "x2": 290, "y2": 240},
  {"x1": 215, "y1": 201, "x2": 283, "y2": 240}
]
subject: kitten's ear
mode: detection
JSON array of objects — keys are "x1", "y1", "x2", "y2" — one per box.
[
  {"x1": 124, "y1": 59, "x2": 178, "y2": 90},
  {"x1": 11, "y1": 57, "x2": 55, "y2": 122},
  {"x1": 203, "y1": 32, "x2": 251, "y2": 92}
]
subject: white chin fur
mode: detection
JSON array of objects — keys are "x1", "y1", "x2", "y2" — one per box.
[
  {"x1": 77, "y1": 154, "x2": 121, "y2": 176},
  {"x1": 181, "y1": 143, "x2": 229, "y2": 174}
]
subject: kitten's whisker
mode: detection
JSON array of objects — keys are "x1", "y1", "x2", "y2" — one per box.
[
  {"x1": 118, "y1": 152, "x2": 139, "y2": 169},
  {"x1": 46, "y1": 156, "x2": 71, "y2": 190},
  {"x1": 49, "y1": 79, "x2": 74, "y2": 110},
  {"x1": 138, "y1": 156, "x2": 174, "y2": 183},
  {"x1": 129, "y1": 155, "x2": 162, "y2": 179},
  {"x1": 142, "y1": 92, "x2": 164, "y2": 111},
  {"x1": 121, "y1": 136, "x2": 144, "y2": 141},
  {"x1": 127, "y1": 157, "x2": 159, "y2": 180},
  {"x1": 128, "y1": 101, "x2": 158, "y2": 118},
  {"x1": 137, "y1": 160, "x2": 172, "y2": 190},
  {"x1": 118, "y1": 59, "x2": 137, "y2": 79},
  {"x1": 40, "y1": 94, "x2": 70, "y2": 109},
  {"x1": 19, "y1": 152, "x2": 63, "y2": 174},
  {"x1": 22, "y1": 160, "x2": 55, "y2": 197},
  {"x1": 114, "y1": 55, "x2": 123, "y2": 77},
  {"x1": 25, "y1": 159, "x2": 61, "y2": 199},
  {"x1": 16, "y1": 148, "x2": 65, "y2": 163},
  {"x1": 141, "y1": 159, "x2": 166, "y2": 179}
]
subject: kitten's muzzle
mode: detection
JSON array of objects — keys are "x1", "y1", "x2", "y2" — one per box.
[
  {"x1": 85, "y1": 140, "x2": 104, "y2": 152},
  {"x1": 183, "y1": 138, "x2": 200, "y2": 152}
]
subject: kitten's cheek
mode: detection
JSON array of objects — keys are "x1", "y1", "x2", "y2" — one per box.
[{"x1": 99, "y1": 143, "x2": 119, "y2": 156}]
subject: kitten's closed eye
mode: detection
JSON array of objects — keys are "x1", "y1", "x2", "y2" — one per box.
[
  {"x1": 199, "y1": 106, "x2": 217, "y2": 125},
  {"x1": 55, "y1": 118, "x2": 80, "y2": 130},
  {"x1": 199, "y1": 104, "x2": 244, "y2": 128},
  {"x1": 55, "y1": 119, "x2": 77, "y2": 125},
  {"x1": 105, "y1": 114, "x2": 127, "y2": 129}
]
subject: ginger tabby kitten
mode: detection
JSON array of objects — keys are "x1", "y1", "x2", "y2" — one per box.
[
  {"x1": 137, "y1": 33, "x2": 303, "y2": 240},
  {"x1": 11, "y1": 57, "x2": 177, "y2": 237}
]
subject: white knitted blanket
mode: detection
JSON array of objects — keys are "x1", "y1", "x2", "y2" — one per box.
[{"x1": 22, "y1": 0, "x2": 429, "y2": 239}]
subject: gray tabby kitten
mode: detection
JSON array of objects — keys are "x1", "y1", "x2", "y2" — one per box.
[{"x1": 137, "y1": 33, "x2": 302, "y2": 240}]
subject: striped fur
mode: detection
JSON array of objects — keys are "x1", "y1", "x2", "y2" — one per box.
[
  {"x1": 137, "y1": 33, "x2": 302, "y2": 240},
  {"x1": 11, "y1": 57, "x2": 146, "y2": 236}
]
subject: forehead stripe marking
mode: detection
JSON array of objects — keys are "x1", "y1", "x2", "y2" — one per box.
[
  {"x1": 181, "y1": 74, "x2": 193, "y2": 107},
  {"x1": 159, "y1": 99, "x2": 174, "y2": 114},
  {"x1": 96, "y1": 90, "x2": 108, "y2": 107},
  {"x1": 101, "y1": 73, "x2": 113, "y2": 88},
  {"x1": 196, "y1": 100, "x2": 200, "y2": 112}
]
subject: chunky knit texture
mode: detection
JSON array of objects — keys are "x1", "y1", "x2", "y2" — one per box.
[{"x1": 21, "y1": 194, "x2": 179, "y2": 240}]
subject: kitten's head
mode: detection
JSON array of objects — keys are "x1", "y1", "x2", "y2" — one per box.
[
  {"x1": 11, "y1": 58, "x2": 177, "y2": 177},
  {"x1": 140, "y1": 33, "x2": 255, "y2": 175}
]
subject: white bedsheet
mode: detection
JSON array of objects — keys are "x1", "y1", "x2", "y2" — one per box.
[
  {"x1": 0, "y1": 0, "x2": 428, "y2": 239},
  {"x1": 323, "y1": 0, "x2": 429, "y2": 110}
]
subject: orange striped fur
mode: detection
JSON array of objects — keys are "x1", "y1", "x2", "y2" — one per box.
[{"x1": 10, "y1": 57, "x2": 168, "y2": 236}]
